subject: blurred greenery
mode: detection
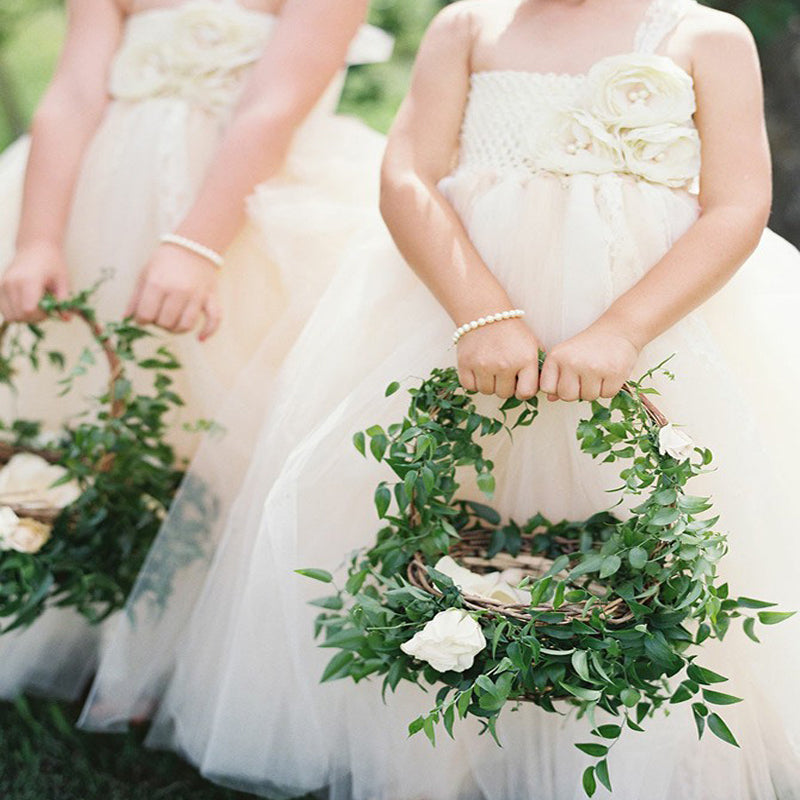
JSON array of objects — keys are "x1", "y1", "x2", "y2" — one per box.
[{"x1": 0, "y1": 695, "x2": 267, "y2": 799}]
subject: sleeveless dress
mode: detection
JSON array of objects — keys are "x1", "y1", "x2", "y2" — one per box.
[
  {"x1": 82, "y1": 1, "x2": 800, "y2": 798},
  {"x1": 0, "y1": 0, "x2": 391, "y2": 701}
]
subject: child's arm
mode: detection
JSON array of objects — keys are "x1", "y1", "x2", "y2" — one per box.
[
  {"x1": 541, "y1": 12, "x2": 771, "y2": 403},
  {"x1": 0, "y1": 0, "x2": 123, "y2": 322},
  {"x1": 381, "y1": 5, "x2": 541, "y2": 400},
  {"x1": 127, "y1": 0, "x2": 370, "y2": 341}
]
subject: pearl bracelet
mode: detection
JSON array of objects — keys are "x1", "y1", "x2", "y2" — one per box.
[
  {"x1": 452, "y1": 309, "x2": 525, "y2": 345},
  {"x1": 160, "y1": 233, "x2": 225, "y2": 270}
]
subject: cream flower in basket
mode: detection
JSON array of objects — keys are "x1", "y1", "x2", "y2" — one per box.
[
  {"x1": 400, "y1": 608, "x2": 486, "y2": 673},
  {"x1": 587, "y1": 54, "x2": 696, "y2": 128},
  {"x1": 0, "y1": 453, "x2": 82, "y2": 510},
  {"x1": 621, "y1": 123, "x2": 701, "y2": 188},
  {"x1": 658, "y1": 423, "x2": 696, "y2": 462},
  {"x1": 0, "y1": 507, "x2": 52, "y2": 555}
]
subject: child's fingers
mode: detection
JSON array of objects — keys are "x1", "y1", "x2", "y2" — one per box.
[
  {"x1": 580, "y1": 375, "x2": 602, "y2": 402},
  {"x1": 557, "y1": 370, "x2": 580, "y2": 403},
  {"x1": 176, "y1": 300, "x2": 203, "y2": 334},
  {"x1": 133, "y1": 283, "x2": 164, "y2": 325},
  {"x1": 600, "y1": 378, "x2": 624, "y2": 399},
  {"x1": 198, "y1": 294, "x2": 222, "y2": 341},
  {"x1": 475, "y1": 370, "x2": 495, "y2": 395},
  {"x1": 458, "y1": 368, "x2": 477, "y2": 392},
  {"x1": 156, "y1": 293, "x2": 188, "y2": 331},
  {"x1": 539, "y1": 358, "x2": 559, "y2": 399},
  {"x1": 515, "y1": 364, "x2": 539, "y2": 400},
  {"x1": 494, "y1": 372, "x2": 516, "y2": 399}
]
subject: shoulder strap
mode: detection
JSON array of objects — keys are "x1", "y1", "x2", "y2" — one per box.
[{"x1": 634, "y1": 0, "x2": 696, "y2": 54}]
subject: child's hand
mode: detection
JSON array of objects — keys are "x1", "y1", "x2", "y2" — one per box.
[
  {"x1": 457, "y1": 319, "x2": 541, "y2": 400},
  {"x1": 127, "y1": 246, "x2": 221, "y2": 341},
  {"x1": 0, "y1": 242, "x2": 70, "y2": 322},
  {"x1": 540, "y1": 325, "x2": 640, "y2": 403}
]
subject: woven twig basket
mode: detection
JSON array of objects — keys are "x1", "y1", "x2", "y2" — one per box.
[{"x1": 407, "y1": 383, "x2": 669, "y2": 627}]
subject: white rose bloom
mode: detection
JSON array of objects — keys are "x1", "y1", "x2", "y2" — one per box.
[
  {"x1": 587, "y1": 54, "x2": 696, "y2": 128},
  {"x1": 400, "y1": 608, "x2": 487, "y2": 673},
  {"x1": 0, "y1": 453, "x2": 81, "y2": 509},
  {"x1": 110, "y1": 41, "x2": 172, "y2": 101},
  {"x1": 658, "y1": 423, "x2": 696, "y2": 462},
  {"x1": 435, "y1": 557, "x2": 528, "y2": 604},
  {"x1": 621, "y1": 124, "x2": 701, "y2": 188},
  {"x1": 0, "y1": 506, "x2": 20, "y2": 551},
  {"x1": 530, "y1": 109, "x2": 624, "y2": 176},
  {"x1": 4, "y1": 518, "x2": 52, "y2": 555}
]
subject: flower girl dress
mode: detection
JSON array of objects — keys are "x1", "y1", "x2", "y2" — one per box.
[
  {"x1": 83, "y1": 1, "x2": 800, "y2": 798},
  {"x1": 0, "y1": 0, "x2": 390, "y2": 700}
]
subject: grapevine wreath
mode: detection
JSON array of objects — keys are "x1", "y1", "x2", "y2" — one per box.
[{"x1": 301, "y1": 362, "x2": 793, "y2": 796}]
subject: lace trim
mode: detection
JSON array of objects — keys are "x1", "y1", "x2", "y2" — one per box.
[{"x1": 635, "y1": 0, "x2": 696, "y2": 54}]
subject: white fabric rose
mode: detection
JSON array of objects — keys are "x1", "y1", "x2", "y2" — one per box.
[
  {"x1": 0, "y1": 506, "x2": 20, "y2": 550},
  {"x1": 400, "y1": 608, "x2": 487, "y2": 673},
  {"x1": 0, "y1": 453, "x2": 81, "y2": 510},
  {"x1": 658, "y1": 423, "x2": 696, "y2": 462},
  {"x1": 110, "y1": 41, "x2": 172, "y2": 101},
  {"x1": 3, "y1": 518, "x2": 52, "y2": 555},
  {"x1": 587, "y1": 54, "x2": 696, "y2": 128},
  {"x1": 435, "y1": 556, "x2": 528, "y2": 604},
  {"x1": 621, "y1": 123, "x2": 701, "y2": 188},
  {"x1": 536, "y1": 109, "x2": 625, "y2": 176}
]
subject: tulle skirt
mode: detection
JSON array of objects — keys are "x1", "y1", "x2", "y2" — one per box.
[
  {"x1": 82, "y1": 169, "x2": 800, "y2": 799},
  {"x1": 0, "y1": 96, "x2": 385, "y2": 701}
]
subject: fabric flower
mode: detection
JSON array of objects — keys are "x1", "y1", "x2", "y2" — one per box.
[
  {"x1": 658, "y1": 423, "x2": 696, "y2": 462},
  {"x1": 110, "y1": 41, "x2": 172, "y2": 100},
  {"x1": 586, "y1": 54, "x2": 696, "y2": 128},
  {"x1": 621, "y1": 124, "x2": 700, "y2": 188},
  {"x1": 0, "y1": 453, "x2": 81, "y2": 509},
  {"x1": 534, "y1": 109, "x2": 625, "y2": 176},
  {"x1": 2, "y1": 518, "x2": 52, "y2": 555},
  {"x1": 400, "y1": 609, "x2": 486, "y2": 673},
  {"x1": 0, "y1": 506, "x2": 20, "y2": 549},
  {"x1": 435, "y1": 556, "x2": 528, "y2": 604}
]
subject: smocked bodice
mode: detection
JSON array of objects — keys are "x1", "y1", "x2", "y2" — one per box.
[
  {"x1": 108, "y1": 1, "x2": 393, "y2": 114},
  {"x1": 456, "y1": 0, "x2": 701, "y2": 191}
]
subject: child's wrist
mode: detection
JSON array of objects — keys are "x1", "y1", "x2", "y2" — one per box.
[{"x1": 590, "y1": 311, "x2": 649, "y2": 352}]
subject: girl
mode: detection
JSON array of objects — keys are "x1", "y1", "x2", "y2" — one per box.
[
  {"x1": 0, "y1": 0, "x2": 391, "y2": 700},
  {"x1": 85, "y1": 0, "x2": 800, "y2": 798}
]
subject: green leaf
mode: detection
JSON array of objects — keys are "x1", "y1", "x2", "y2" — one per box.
[
  {"x1": 628, "y1": 546, "x2": 648, "y2": 570},
  {"x1": 576, "y1": 743, "x2": 609, "y2": 758},
  {"x1": 560, "y1": 682, "x2": 602, "y2": 702},
  {"x1": 295, "y1": 568, "x2": 333, "y2": 584},
  {"x1": 757, "y1": 611, "x2": 796, "y2": 625},
  {"x1": 593, "y1": 725, "x2": 621, "y2": 740},
  {"x1": 743, "y1": 617, "x2": 761, "y2": 643},
  {"x1": 374, "y1": 485, "x2": 392, "y2": 519},
  {"x1": 385, "y1": 381, "x2": 401, "y2": 397},
  {"x1": 702, "y1": 689, "x2": 743, "y2": 706},
  {"x1": 707, "y1": 713, "x2": 739, "y2": 747},
  {"x1": 686, "y1": 664, "x2": 728, "y2": 685},
  {"x1": 476, "y1": 471, "x2": 496, "y2": 498},
  {"x1": 736, "y1": 597, "x2": 777, "y2": 610},
  {"x1": 571, "y1": 650, "x2": 590, "y2": 682},
  {"x1": 321, "y1": 650, "x2": 355, "y2": 682},
  {"x1": 582, "y1": 766, "x2": 597, "y2": 797},
  {"x1": 621, "y1": 688, "x2": 641, "y2": 708},
  {"x1": 599, "y1": 555, "x2": 622, "y2": 579},
  {"x1": 596, "y1": 759, "x2": 612, "y2": 792},
  {"x1": 353, "y1": 431, "x2": 366, "y2": 456}
]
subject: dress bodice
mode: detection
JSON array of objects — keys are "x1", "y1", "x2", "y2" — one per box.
[
  {"x1": 456, "y1": 0, "x2": 701, "y2": 191},
  {"x1": 108, "y1": 1, "x2": 393, "y2": 114}
]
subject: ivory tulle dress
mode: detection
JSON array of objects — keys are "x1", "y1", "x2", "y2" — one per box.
[
  {"x1": 0, "y1": 0, "x2": 391, "y2": 700},
  {"x1": 83, "y1": 0, "x2": 800, "y2": 798}
]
